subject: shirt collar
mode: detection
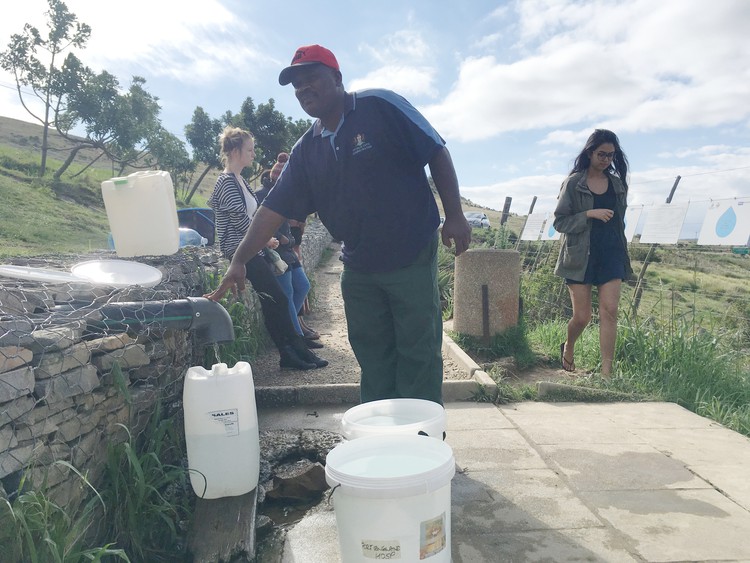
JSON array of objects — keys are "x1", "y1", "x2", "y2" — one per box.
[{"x1": 312, "y1": 91, "x2": 356, "y2": 137}]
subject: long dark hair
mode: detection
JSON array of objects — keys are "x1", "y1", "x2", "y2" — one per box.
[{"x1": 570, "y1": 129, "x2": 629, "y2": 189}]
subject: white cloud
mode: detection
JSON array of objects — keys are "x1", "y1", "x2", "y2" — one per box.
[
  {"x1": 348, "y1": 65, "x2": 438, "y2": 98},
  {"x1": 423, "y1": 0, "x2": 750, "y2": 143},
  {"x1": 351, "y1": 29, "x2": 439, "y2": 98},
  {"x1": 2, "y1": 0, "x2": 749, "y2": 212}
]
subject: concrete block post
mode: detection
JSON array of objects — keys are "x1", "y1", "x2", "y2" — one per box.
[{"x1": 453, "y1": 249, "x2": 520, "y2": 338}]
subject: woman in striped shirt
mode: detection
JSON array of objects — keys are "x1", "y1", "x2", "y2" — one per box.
[{"x1": 208, "y1": 126, "x2": 327, "y2": 370}]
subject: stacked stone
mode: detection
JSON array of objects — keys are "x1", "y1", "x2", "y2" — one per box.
[{"x1": 0, "y1": 219, "x2": 332, "y2": 510}]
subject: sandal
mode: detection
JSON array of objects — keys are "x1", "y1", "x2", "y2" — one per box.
[{"x1": 560, "y1": 342, "x2": 575, "y2": 372}]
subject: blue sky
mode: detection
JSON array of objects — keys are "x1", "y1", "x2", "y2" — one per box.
[{"x1": 2, "y1": 0, "x2": 749, "y2": 217}]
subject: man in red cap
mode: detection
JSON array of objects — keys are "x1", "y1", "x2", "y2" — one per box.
[{"x1": 208, "y1": 44, "x2": 471, "y2": 405}]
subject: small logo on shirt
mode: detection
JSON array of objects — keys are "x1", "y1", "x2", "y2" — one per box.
[{"x1": 352, "y1": 133, "x2": 373, "y2": 156}]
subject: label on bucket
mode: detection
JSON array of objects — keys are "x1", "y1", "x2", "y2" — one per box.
[
  {"x1": 361, "y1": 539, "x2": 400, "y2": 559},
  {"x1": 420, "y1": 513, "x2": 446, "y2": 559},
  {"x1": 208, "y1": 408, "x2": 239, "y2": 437}
]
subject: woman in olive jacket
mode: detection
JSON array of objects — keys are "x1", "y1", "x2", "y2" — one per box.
[{"x1": 553, "y1": 129, "x2": 632, "y2": 377}]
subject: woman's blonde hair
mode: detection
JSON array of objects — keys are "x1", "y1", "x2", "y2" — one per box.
[{"x1": 218, "y1": 126, "x2": 253, "y2": 166}]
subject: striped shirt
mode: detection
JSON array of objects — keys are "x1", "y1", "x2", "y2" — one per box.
[{"x1": 208, "y1": 172, "x2": 259, "y2": 259}]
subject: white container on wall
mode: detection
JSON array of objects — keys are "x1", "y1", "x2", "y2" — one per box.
[
  {"x1": 101, "y1": 170, "x2": 179, "y2": 257},
  {"x1": 183, "y1": 362, "x2": 260, "y2": 499}
]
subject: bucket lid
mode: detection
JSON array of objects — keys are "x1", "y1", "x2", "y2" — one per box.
[
  {"x1": 70, "y1": 260, "x2": 162, "y2": 288},
  {"x1": 325, "y1": 435, "x2": 455, "y2": 498},
  {"x1": 341, "y1": 398, "x2": 446, "y2": 439},
  {"x1": 0, "y1": 265, "x2": 83, "y2": 284}
]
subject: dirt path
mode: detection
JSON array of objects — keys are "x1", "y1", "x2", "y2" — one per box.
[{"x1": 250, "y1": 242, "x2": 468, "y2": 387}]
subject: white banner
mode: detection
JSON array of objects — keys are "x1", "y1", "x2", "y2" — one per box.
[
  {"x1": 540, "y1": 216, "x2": 561, "y2": 240},
  {"x1": 639, "y1": 203, "x2": 689, "y2": 244},
  {"x1": 697, "y1": 198, "x2": 750, "y2": 246},
  {"x1": 520, "y1": 213, "x2": 547, "y2": 241},
  {"x1": 624, "y1": 206, "x2": 644, "y2": 242}
]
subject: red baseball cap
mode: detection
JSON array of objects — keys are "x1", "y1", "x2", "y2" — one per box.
[{"x1": 278, "y1": 44, "x2": 340, "y2": 86}]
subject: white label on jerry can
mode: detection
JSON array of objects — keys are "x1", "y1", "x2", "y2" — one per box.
[
  {"x1": 361, "y1": 539, "x2": 401, "y2": 559},
  {"x1": 208, "y1": 408, "x2": 239, "y2": 437},
  {"x1": 420, "y1": 513, "x2": 446, "y2": 559}
]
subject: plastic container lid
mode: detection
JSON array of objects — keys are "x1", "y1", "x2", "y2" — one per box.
[
  {"x1": 325, "y1": 434, "x2": 455, "y2": 498},
  {"x1": 341, "y1": 398, "x2": 446, "y2": 440},
  {"x1": 70, "y1": 259, "x2": 163, "y2": 288},
  {"x1": 0, "y1": 265, "x2": 83, "y2": 284}
]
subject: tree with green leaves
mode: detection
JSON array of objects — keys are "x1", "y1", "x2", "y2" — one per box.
[
  {"x1": 0, "y1": 0, "x2": 91, "y2": 176},
  {"x1": 183, "y1": 107, "x2": 225, "y2": 204},
  {"x1": 182, "y1": 99, "x2": 311, "y2": 204},
  {"x1": 235, "y1": 97, "x2": 312, "y2": 172},
  {"x1": 54, "y1": 72, "x2": 171, "y2": 181}
]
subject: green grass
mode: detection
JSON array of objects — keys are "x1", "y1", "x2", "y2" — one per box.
[
  {"x1": 201, "y1": 270, "x2": 271, "y2": 368},
  {"x1": 520, "y1": 304, "x2": 750, "y2": 436},
  {"x1": 0, "y1": 145, "x2": 212, "y2": 258},
  {"x1": 97, "y1": 412, "x2": 193, "y2": 562},
  {"x1": 0, "y1": 463, "x2": 129, "y2": 563},
  {"x1": 0, "y1": 374, "x2": 194, "y2": 562},
  {"x1": 451, "y1": 249, "x2": 750, "y2": 438},
  {"x1": 0, "y1": 174, "x2": 111, "y2": 257}
]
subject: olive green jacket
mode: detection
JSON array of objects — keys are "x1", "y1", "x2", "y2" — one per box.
[{"x1": 553, "y1": 170, "x2": 633, "y2": 282}]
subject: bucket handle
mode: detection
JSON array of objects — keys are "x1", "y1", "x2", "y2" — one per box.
[
  {"x1": 326, "y1": 483, "x2": 341, "y2": 505},
  {"x1": 417, "y1": 430, "x2": 448, "y2": 440}
]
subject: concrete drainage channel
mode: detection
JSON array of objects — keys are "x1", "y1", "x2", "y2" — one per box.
[
  {"x1": 189, "y1": 427, "x2": 344, "y2": 562},
  {"x1": 188, "y1": 333, "x2": 497, "y2": 562},
  {"x1": 254, "y1": 428, "x2": 344, "y2": 562}
]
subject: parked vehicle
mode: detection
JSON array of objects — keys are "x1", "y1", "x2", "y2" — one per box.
[{"x1": 464, "y1": 211, "x2": 491, "y2": 229}]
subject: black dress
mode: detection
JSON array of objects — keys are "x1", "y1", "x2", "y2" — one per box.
[{"x1": 571, "y1": 179, "x2": 626, "y2": 286}]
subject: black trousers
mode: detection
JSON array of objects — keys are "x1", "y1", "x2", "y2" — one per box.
[{"x1": 245, "y1": 254, "x2": 297, "y2": 350}]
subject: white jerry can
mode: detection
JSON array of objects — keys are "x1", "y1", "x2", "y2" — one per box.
[
  {"x1": 101, "y1": 170, "x2": 179, "y2": 257},
  {"x1": 183, "y1": 362, "x2": 260, "y2": 499}
]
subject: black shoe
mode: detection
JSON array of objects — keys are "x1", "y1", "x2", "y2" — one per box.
[
  {"x1": 303, "y1": 349, "x2": 329, "y2": 368},
  {"x1": 305, "y1": 337, "x2": 324, "y2": 349},
  {"x1": 279, "y1": 345, "x2": 317, "y2": 370},
  {"x1": 290, "y1": 336, "x2": 329, "y2": 368}
]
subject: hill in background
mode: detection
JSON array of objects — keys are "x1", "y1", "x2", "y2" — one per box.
[{"x1": 0, "y1": 115, "x2": 524, "y2": 257}]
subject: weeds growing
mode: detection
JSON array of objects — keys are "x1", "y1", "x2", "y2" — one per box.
[{"x1": 0, "y1": 463, "x2": 129, "y2": 563}]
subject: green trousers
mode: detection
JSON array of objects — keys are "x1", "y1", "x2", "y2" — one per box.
[{"x1": 340, "y1": 234, "x2": 443, "y2": 405}]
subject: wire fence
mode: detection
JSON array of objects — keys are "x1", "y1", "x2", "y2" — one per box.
[
  {"x1": 0, "y1": 248, "x2": 224, "y2": 510},
  {"x1": 511, "y1": 237, "x2": 750, "y2": 349}
]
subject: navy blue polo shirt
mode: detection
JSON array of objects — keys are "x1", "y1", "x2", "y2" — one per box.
[{"x1": 262, "y1": 89, "x2": 443, "y2": 273}]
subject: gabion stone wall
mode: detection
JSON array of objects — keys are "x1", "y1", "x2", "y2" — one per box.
[{"x1": 0, "y1": 219, "x2": 332, "y2": 511}]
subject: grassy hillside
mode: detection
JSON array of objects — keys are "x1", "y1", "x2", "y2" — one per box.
[
  {"x1": 0, "y1": 115, "x2": 530, "y2": 257},
  {"x1": 0, "y1": 116, "x2": 216, "y2": 257}
]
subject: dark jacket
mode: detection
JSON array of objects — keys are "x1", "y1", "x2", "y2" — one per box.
[{"x1": 553, "y1": 170, "x2": 633, "y2": 281}]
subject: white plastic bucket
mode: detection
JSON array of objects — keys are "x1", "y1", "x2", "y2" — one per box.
[
  {"x1": 183, "y1": 362, "x2": 259, "y2": 499},
  {"x1": 341, "y1": 398, "x2": 446, "y2": 440},
  {"x1": 325, "y1": 434, "x2": 455, "y2": 562},
  {"x1": 101, "y1": 170, "x2": 179, "y2": 257}
]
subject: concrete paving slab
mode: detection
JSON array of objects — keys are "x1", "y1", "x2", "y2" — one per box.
[
  {"x1": 542, "y1": 443, "x2": 710, "y2": 491},
  {"x1": 585, "y1": 488, "x2": 750, "y2": 561},
  {"x1": 452, "y1": 528, "x2": 639, "y2": 563},
  {"x1": 281, "y1": 503, "x2": 339, "y2": 563},
  {"x1": 445, "y1": 401, "x2": 515, "y2": 430},
  {"x1": 257, "y1": 402, "x2": 750, "y2": 563},
  {"x1": 448, "y1": 428, "x2": 548, "y2": 470},
  {"x1": 258, "y1": 404, "x2": 348, "y2": 434},
  {"x1": 632, "y1": 426, "x2": 750, "y2": 467},
  {"x1": 689, "y1": 463, "x2": 750, "y2": 511},
  {"x1": 452, "y1": 468, "x2": 602, "y2": 533},
  {"x1": 598, "y1": 401, "x2": 726, "y2": 429},
  {"x1": 500, "y1": 409, "x2": 647, "y2": 445}
]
